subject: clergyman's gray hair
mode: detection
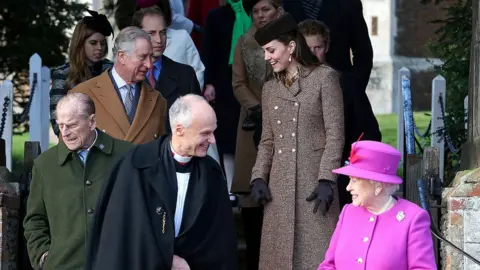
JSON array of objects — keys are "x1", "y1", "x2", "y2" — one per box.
[
  {"x1": 112, "y1": 26, "x2": 151, "y2": 62},
  {"x1": 169, "y1": 94, "x2": 206, "y2": 130},
  {"x1": 56, "y1": 92, "x2": 95, "y2": 119}
]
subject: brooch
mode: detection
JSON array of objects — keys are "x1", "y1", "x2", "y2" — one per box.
[{"x1": 396, "y1": 211, "x2": 405, "y2": 222}]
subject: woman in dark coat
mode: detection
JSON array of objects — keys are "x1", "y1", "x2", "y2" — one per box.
[
  {"x1": 49, "y1": 10, "x2": 114, "y2": 136},
  {"x1": 229, "y1": 0, "x2": 281, "y2": 269},
  {"x1": 201, "y1": 0, "x2": 252, "y2": 190}
]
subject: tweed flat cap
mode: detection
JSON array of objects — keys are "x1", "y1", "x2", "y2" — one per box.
[{"x1": 254, "y1": 13, "x2": 298, "y2": 46}]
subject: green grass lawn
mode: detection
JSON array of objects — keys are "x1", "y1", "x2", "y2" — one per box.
[
  {"x1": 376, "y1": 111, "x2": 431, "y2": 147},
  {"x1": 10, "y1": 112, "x2": 431, "y2": 175}
]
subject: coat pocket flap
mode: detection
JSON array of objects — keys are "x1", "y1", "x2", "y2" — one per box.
[{"x1": 311, "y1": 137, "x2": 326, "y2": 150}]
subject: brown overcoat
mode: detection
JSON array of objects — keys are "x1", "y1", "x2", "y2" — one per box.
[
  {"x1": 71, "y1": 70, "x2": 167, "y2": 144},
  {"x1": 231, "y1": 28, "x2": 272, "y2": 204},
  {"x1": 251, "y1": 65, "x2": 345, "y2": 270}
]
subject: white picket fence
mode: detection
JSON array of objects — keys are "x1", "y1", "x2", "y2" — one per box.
[
  {"x1": 1, "y1": 53, "x2": 51, "y2": 171},
  {"x1": 396, "y1": 66, "x2": 469, "y2": 183}
]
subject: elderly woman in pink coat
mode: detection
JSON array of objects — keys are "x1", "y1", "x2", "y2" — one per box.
[{"x1": 318, "y1": 140, "x2": 437, "y2": 270}]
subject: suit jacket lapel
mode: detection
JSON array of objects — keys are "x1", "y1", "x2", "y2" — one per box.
[
  {"x1": 92, "y1": 71, "x2": 130, "y2": 135},
  {"x1": 155, "y1": 56, "x2": 178, "y2": 99},
  {"x1": 125, "y1": 82, "x2": 159, "y2": 141}
]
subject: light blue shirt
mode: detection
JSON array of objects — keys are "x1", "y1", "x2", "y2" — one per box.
[
  {"x1": 146, "y1": 59, "x2": 163, "y2": 82},
  {"x1": 76, "y1": 130, "x2": 98, "y2": 164}
]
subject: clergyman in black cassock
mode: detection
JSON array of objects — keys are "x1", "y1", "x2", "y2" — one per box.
[{"x1": 84, "y1": 95, "x2": 238, "y2": 270}]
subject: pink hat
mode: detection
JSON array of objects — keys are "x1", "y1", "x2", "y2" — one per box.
[{"x1": 332, "y1": 140, "x2": 402, "y2": 184}]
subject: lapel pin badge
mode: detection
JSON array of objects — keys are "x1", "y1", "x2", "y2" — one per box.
[
  {"x1": 396, "y1": 211, "x2": 405, "y2": 222},
  {"x1": 99, "y1": 144, "x2": 104, "y2": 150}
]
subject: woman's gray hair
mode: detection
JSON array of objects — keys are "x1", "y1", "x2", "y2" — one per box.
[
  {"x1": 112, "y1": 26, "x2": 151, "y2": 62},
  {"x1": 169, "y1": 94, "x2": 206, "y2": 130}
]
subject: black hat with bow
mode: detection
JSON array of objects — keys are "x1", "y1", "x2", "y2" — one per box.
[
  {"x1": 82, "y1": 9, "x2": 114, "y2": 38},
  {"x1": 254, "y1": 13, "x2": 298, "y2": 46}
]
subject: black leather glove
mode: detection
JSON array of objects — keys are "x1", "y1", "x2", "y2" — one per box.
[
  {"x1": 242, "y1": 105, "x2": 262, "y2": 131},
  {"x1": 306, "y1": 180, "x2": 334, "y2": 216},
  {"x1": 249, "y1": 104, "x2": 262, "y2": 122},
  {"x1": 253, "y1": 117, "x2": 262, "y2": 149},
  {"x1": 250, "y1": 178, "x2": 272, "y2": 205}
]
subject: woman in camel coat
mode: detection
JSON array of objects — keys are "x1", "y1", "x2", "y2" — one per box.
[{"x1": 250, "y1": 13, "x2": 344, "y2": 269}]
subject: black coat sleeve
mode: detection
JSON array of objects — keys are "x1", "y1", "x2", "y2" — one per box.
[
  {"x1": 200, "y1": 9, "x2": 218, "y2": 86},
  {"x1": 84, "y1": 154, "x2": 172, "y2": 270},
  {"x1": 178, "y1": 159, "x2": 238, "y2": 270},
  {"x1": 186, "y1": 65, "x2": 202, "y2": 95},
  {"x1": 346, "y1": 0, "x2": 374, "y2": 92}
]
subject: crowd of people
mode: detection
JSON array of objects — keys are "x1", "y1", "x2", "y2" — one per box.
[{"x1": 22, "y1": 0, "x2": 438, "y2": 269}]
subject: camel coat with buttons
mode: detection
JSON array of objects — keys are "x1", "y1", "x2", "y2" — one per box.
[
  {"x1": 71, "y1": 70, "x2": 167, "y2": 144},
  {"x1": 251, "y1": 65, "x2": 345, "y2": 270},
  {"x1": 231, "y1": 28, "x2": 272, "y2": 206}
]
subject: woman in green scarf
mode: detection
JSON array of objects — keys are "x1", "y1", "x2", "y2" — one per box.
[
  {"x1": 229, "y1": 0, "x2": 282, "y2": 269},
  {"x1": 200, "y1": 0, "x2": 255, "y2": 218}
]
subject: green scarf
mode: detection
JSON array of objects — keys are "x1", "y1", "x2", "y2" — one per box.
[{"x1": 228, "y1": 0, "x2": 252, "y2": 65}]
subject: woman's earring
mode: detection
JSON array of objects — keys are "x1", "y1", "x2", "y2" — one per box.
[
  {"x1": 375, "y1": 188, "x2": 380, "y2": 196},
  {"x1": 288, "y1": 54, "x2": 292, "y2": 62}
]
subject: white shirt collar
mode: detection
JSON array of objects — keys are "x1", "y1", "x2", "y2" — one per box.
[
  {"x1": 170, "y1": 142, "x2": 192, "y2": 164},
  {"x1": 111, "y1": 66, "x2": 128, "y2": 89},
  {"x1": 77, "y1": 129, "x2": 98, "y2": 154}
]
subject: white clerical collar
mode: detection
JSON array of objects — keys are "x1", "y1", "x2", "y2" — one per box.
[{"x1": 170, "y1": 143, "x2": 192, "y2": 164}]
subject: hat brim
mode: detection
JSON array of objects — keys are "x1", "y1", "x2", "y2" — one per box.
[
  {"x1": 333, "y1": 165, "x2": 402, "y2": 184},
  {"x1": 242, "y1": 0, "x2": 259, "y2": 14}
]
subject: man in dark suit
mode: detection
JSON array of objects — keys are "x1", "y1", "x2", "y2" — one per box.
[
  {"x1": 282, "y1": 0, "x2": 382, "y2": 207},
  {"x1": 132, "y1": 7, "x2": 202, "y2": 132}
]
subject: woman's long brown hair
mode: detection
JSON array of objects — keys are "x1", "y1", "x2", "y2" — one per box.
[{"x1": 65, "y1": 21, "x2": 108, "y2": 90}]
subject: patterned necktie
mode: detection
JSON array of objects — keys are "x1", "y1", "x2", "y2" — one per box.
[
  {"x1": 124, "y1": 84, "x2": 134, "y2": 117},
  {"x1": 147, "y1": 66, "x2": 156, "y2": 87}
]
